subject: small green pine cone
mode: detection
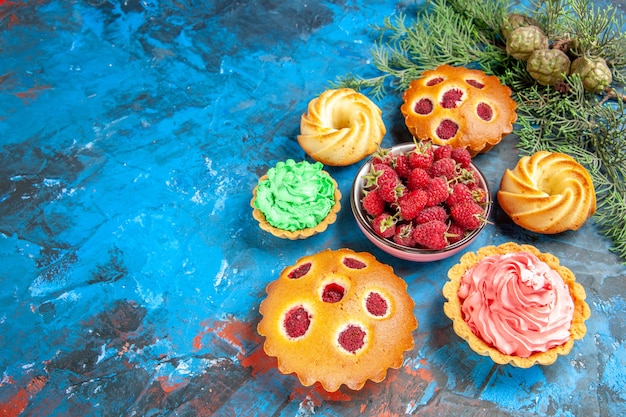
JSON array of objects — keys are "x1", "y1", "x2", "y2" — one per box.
[
  {"x1": 527, "y1": 49, "x2": 572, "y2": 86},
  {"x1": 570, "y1": 56, "x2": 613, "y2": 93},
  {"x1": 501, "y1": 14, "x2": 539, "y2": 40},
  {"x1": 506, "y1": 25, "x2": 549, "y2": 61}
]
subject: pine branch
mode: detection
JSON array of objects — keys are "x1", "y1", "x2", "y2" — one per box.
[
  {"x1": 333, "y1": 0, "x2": 626, "y2": 262},
  {"x1": 515, "y1": 78, "x2": 626, "y2": 260}
]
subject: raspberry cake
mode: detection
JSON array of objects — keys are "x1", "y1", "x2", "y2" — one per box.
[
  {"x1": 257, "y1": 248, "x2": 417, "y2": 392},
  {"x1": 401, "y1": 65, "x2": 517, "y2": 156}
]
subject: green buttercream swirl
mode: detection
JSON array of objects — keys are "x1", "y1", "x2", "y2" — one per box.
[{"x1": 254, "y1": 160, "x2": 336, "y2": 231}]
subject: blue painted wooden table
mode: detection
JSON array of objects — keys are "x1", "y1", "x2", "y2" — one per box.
[{"x1": 1, "y1": 1, "x2": 625, "y2": 416}]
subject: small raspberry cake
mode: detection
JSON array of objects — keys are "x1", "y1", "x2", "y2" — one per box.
[
  {"x1": 257, "y1": 248, "x2": 417, "y2": 392},
  {"x1": 401, "y1": 65, "x2": 517, "y2": 156}
]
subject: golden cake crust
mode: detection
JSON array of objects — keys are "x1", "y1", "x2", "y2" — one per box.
[
  {"x1": 257, "y1": 248, "x2": 417, "y2": 391},
  {"x1": 442, "y1": 242, "x2": 590, "y2": 368},
  {"x1": 400, "y1": 65, "x2": 517, "y2": 156},
  {"x1": 497, "y1": 151, "x2": 596, "y2": 234},
  {"x1": 297, "y1": 88, "x2": 386, "y2": 166}
]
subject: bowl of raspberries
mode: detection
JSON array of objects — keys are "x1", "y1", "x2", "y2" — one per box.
[{"x1": 350, "y1": 140, "x2": 492, "y2": 262}]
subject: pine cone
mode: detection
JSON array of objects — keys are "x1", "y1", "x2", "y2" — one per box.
[
  {"x1": 501, "y1": 14, "x2": 539, "y2": 40},
  {"x1": 527, "y1": 49, "x2": 572, "y2": 86},
  {"x1": 570, "y1": 56, "x2": 613, "y2": 93},
  {"x1": 505, "y1": 25, "x2": 549, "y2": 61}
]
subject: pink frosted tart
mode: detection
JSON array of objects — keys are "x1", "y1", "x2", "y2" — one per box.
[{"x1": 443, "y1": 242, "x2": 590, "y2": 367}]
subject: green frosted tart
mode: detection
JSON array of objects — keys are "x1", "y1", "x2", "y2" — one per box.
[{"x1": 251, "y1": 159, "x2": 341, "y2": 239}]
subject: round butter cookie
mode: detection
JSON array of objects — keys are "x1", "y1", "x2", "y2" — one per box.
[
  {"x1": 298, "y1": 88, "x2": 386, "y2": 166},
  {"x1": 497, "y1": 151, "x2": 596, "y2": 234}
]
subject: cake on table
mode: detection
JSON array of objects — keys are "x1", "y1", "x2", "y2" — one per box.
[
  {"x1": 443, "y1": 242, "x2": 590, "y2": 367},
  {"x1": 497, "y1": 150, "x2": 596, "y2": 234},
  {"x1": 257, "y1": 248, "x2": 417, "y2": 392},
  {"x1": 401, "y1": 64, "x2": 517, "y2": 156},
  {"x1": 251, "y1": 159, "x2": 341, "y2": 240},
  {"x1": 298, "y1": 88, "x2": 386, "y2": 166}
]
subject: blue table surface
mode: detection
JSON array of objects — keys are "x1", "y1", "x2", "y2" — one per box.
[{"x1": 1, "y1": 1, "x2": 625, "y2": 416}]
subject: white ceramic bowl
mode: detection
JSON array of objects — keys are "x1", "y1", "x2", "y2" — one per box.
[{"x1": 350, "y1": 142, "x2": 492, "y2": 262}]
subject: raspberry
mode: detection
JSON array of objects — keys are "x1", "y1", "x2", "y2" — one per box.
[
  {"x1": 436, "y1": 119, "x2": 459, "y2": 140},
  {"x1": 288, "y1": 262, "x2": 312, "y2": 279},
  {"x1": 446, "y1": 183, "x2": 474, "y2": 207},
  {"x1": 453, "y1": 167, "x2": 478, "y2": 188},
  {"x1": 426, "y1": 77, "x2": 444, "y2": 86},
  {"x1": 407, "y1": 167, "x2": 430, "y2": 191},
  {"x1": 397, "y1": 189, "x2": 427, "y2": 221},
  {"x1": 412, "y1": 220, "x2": 448, "y2": 250},
  {"x1": 379, "y1": 180, "x2": 405, "y2": 203},
  {"x1": 393, "y1": 222, "x2": 415, "y2": 247},
  {"x1": 429, "y1": 157, "x2": 458, "y2": 180},
  {"x1": 343, "y1": 257, "x2": 366, "y2": 269},
  {"x1": 364, "y1": 163, "x2": 397, "y2": 189},
  {"x1": 322, "y1": 283, "x2": 345, "y2": 303},
  {"x1": 477, "y1": 102, "x2": 494, "y2": 121},
  {"x1": 434, "y1": 144, "x2": 453, "y2": 160},
  {"x1": 450, "y1": 201, "x2": 485, "y2": 230},
  {"x1": 415, "y1": 205, "x2": 447, "y2": 224},
  {"x1": 414, "y1": 98, "x2": 434, "y2": 115},
  {"x1": 467, "y1": 167, "x2": 482, "y2": 186},
  {"x1": 370, "y1": 145, "x2": 392, "y2": 165},
  {"x1": 408, "y1": 142, "x2": 434, "y2": 170},
  {"x1": 471, "y1": 187, "x2": 488, "y2": 204},
  {"x1": 371, "y1": 213, "x2": 397, "y2": 238},
  {"x1": 365, "y1": 292, "x2": 389, "y2": 316},
  {"x1": 425, "y1": 177, "x2": 449, "y2": 207},
  {"x1": 338, "y1": 325, "x2": 366, "y2": 353},
  {"x1": 441, "y1": 88, "x2": 464, "y2": 109},
  {"x1": 361, "y1": 189, "x2": 386, "y2": 217},
  {"x1": 284, "y1": 306, "x2": 311, "y2": 338},
  {"x1": 367, "y1": 163, "x2": 402, "y2": 203},
  {"x1": 451, "y1": 147, "x2": 472, "y2": 168},
  {"x1": 447, "y1": 221, "x2": 467, "y2": 244},
  {"x1": 466, "y1": 79, "x2": 485, "y2": 89},
  {"x1": 391, "y1": 154, "x2": 412, "y2": 178}
]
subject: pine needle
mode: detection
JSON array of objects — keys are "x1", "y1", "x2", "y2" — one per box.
[{"x1": 334, "y1": 0, "x2": 626, "y2": 263}]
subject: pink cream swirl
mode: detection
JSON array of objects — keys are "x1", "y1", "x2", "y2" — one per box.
[{"x1": 458, "y1": 251, "x2": 574, "y2": 357}]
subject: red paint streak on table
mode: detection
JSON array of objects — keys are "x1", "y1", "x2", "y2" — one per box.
[{"x1": 0, "y1": 375, "x2": 47, "y2": 417}]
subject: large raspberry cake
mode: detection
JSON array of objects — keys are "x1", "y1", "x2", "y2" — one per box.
[{"x1": 257, "y1": 248, "x2": 417, "y2": 392}]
